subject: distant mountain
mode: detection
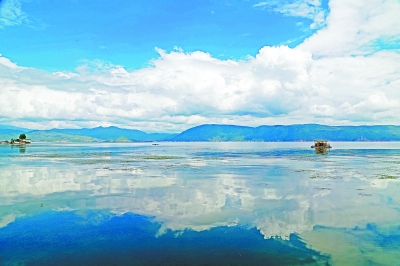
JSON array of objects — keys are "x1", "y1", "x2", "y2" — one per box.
[
  {"x1": 0, "y1": 125, "x2": 31, "y2": 137},
  {"x1": 170, "y1": 124, "x2": 254, "y2": 141},
  {"x1": 31, "y1": 126, "x2": 176, "y2": 142},
  {"x1": 25, "y1": 132, "x2": 99, "y2": 142},
  {"x1": 2, "y1": 124, "x2": 400, "y2": 142},
  {"x1": 0, "y1": 125, "x2": 31, "y2": 131},
  {"x1": 0, "y1": 126, "x2": 31, "y2": 141},
  {"x1": 171, "y1": 124, "x2": 400, "y2": 141}
]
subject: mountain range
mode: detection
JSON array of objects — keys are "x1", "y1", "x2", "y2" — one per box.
[{"x1": 1, "y1": 124, "x2": 400, "y2": 142}]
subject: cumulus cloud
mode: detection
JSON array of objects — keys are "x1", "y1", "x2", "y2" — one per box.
[
  {"x1": 309, "y1": 104, "x2": 336, "y2": 117},
  {"x1": 307, "y1": 51, "x2": 400, "y2": 123},
  {"x1": 2, "y1": 44, "x2": 400, "y2": 130},
  {"x1": 1, "y1": 0, "x2": 400, "y2": 130},
  {"x1": 0, "y1": 53, "x2": 18, "y2": 68},
  {"x1": 298, "y1": 0, "x2": 400, "y2": 56},
  {"x1": 0, "y1": 47, "x2": 319, "y2": 131}
]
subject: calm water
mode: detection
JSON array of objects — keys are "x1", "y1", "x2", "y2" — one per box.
[{"x1": 1, "y1": 142, "x2": 400, "y2": 265}]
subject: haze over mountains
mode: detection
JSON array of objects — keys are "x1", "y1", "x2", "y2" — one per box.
[{"x1": 1, "y1": 124, "x2": 400, "y2": 142}]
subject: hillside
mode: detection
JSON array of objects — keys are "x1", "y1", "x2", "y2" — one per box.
[
  {"x1": 170, "y1": 124, "x2": 254, "y2": 141},
  {"x1": 2, "y1": 124, "x2": 400, "y2": 142},
  {"x1": 171, "y1": 124, "x2": 400, "y2": 142},
  {"x1": 0, "y1": 125, "x2": 175, "y2": 142}
]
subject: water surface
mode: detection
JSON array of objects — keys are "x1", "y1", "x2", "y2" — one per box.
[{"x1": 1, "y1": 142, "x2": 400, "y2": 265}]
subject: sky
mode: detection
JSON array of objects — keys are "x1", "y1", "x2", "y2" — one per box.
[{"x1": 0, "y1": 0, "x2": 399, "y2": 132}]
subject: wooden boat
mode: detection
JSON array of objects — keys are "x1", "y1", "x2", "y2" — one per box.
[{"x1": 311, "y1": 140, "x2": 332, "y2": 150}]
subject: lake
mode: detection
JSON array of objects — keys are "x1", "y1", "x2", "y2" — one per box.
[{"x1": 1, "y1": 142, "x2": 400, "y2": 265}]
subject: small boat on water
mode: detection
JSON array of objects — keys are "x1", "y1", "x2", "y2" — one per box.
[{"x1": 311, "y1": 140, "x2": 332, "y2": 150}]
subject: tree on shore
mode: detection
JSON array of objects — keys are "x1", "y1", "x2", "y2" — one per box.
[{"x1": 19, "y1": 134, "x2": 26, "y2": 140}]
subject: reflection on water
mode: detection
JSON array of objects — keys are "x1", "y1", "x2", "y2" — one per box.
[
  {"x1": 314, "y1": 147, "x2": 329, "y2": 155},
  {"x1": 18, "y1": 145, "x2": 26, "y2": 153},
  {"x1": 1, "y1": 142, "x2": 400, "y2": 265},
  {"x1": 7, "y1": 144, "x2": 27, "y2": 154},
  {"x1": 0, "y1": 211, "x2": 329, "y2": 266}
]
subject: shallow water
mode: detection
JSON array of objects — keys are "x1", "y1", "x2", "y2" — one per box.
[{"x1": 1, "y1": 142, "x2": 400, "y2": 265}]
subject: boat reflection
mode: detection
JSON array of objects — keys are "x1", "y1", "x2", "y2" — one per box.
[{"x1": 314, "y1": 147, "x2": 329, "y2": 154}]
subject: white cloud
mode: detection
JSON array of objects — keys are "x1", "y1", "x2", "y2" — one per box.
[
  {"x1": 1, "y1": 41, "x2": 400, "y2": 130},
  {"x1": 348, "y1": 93, "x2": 399, "y2": 114},
  {"x1": 0, "y1": 53, "x2": 19, "y2": 68},
  {"x1": 253, "y1": 0, "x2": 327, "y2": 29},
  {"x1": 309, "y1": 104, "x2": 336, "y2": 117},
  {"x1": 0, "y1": 46, "x2": 319, "y2": 131},
  {"x1": 1, "y1": 0, "x2": 400, "y2": 130},
  {"x1": 306, "y1": 51, "x2": 400, "y2": 124},
  {"x1": 0, "y1": 0, "x2": 28, "y2": 28},
  {"x1": 298, "y1": 0, "x2": 400, "y2": 56}
]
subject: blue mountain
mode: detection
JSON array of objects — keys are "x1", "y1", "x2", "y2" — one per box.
[
  {"x1": 0, "y1": 125, "x2": 31, "y2": 135},
  {"x1": 171, "y1": 124, "x2": 400, "y2": 141},
  {"x1": 170, "y1": 124, "x2": 253, "y2": 141},
  {"x1": 0, "y1": 125, "x2": 32, "y2": 140},
  {"x1": 39, "y1": 126, "x2": 175, "y2": 141},
  {"x1": 3, "y1": 124, "x2": 400, "y2": 142}
]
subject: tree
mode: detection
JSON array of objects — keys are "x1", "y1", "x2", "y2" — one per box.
[{"x1": 19, "y1": 134, "x2": 26, "y2": 140}]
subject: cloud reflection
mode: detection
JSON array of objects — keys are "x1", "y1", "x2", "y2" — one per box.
[{"x1": 1, "y1": 145, "x2": 400, "y2": 244}]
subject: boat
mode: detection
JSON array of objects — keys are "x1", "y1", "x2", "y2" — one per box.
[{"x1": 311, "y1": 140, "x2": 332, "y2": 152}]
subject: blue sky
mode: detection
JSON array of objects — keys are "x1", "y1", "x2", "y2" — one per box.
[
  {"x1": 0, "y1": 0, "x2": 399, "y2": 131},
  {"x1": 0, "y1": 0, "x2": 321, "y2": 71}
]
